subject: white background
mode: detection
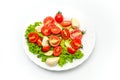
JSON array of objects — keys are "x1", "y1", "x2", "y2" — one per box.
[{"x1": 0, "y1": 0, "x2": 120, "y2": 80}]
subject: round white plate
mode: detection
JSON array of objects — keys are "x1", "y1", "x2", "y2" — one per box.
[{"x1": 23, "y1": 8, "x2": 95, "y2": 71}]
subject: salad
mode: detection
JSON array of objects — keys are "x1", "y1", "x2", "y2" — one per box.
[{"x1": 25, "y1": 11, "x2": 85, "y2": 67}]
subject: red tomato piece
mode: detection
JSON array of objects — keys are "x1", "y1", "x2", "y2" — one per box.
[
  {"x1": 43, "y1": 16, "x2": 55, "y2": 25},
  {"x1": 36, "y1": 38, "x2": 42, "y2": 46},
  {"x1": 51, "y1": 25, "x2": 61, "y2": 34},
  {"x1": 67, "y1": 47, "x2": 76, "y2": 54},
  {"x1": 47, "y1": 23, "x2": 56, "y2": 27},
  {"x1": 49, "y1": 36, "x2": 61, "y2": 47},
  {"x1": 70, "y1": 29, "x2": 83, "y2": 39},
  {"x1": 41, "y1": 25, "x2": 51, "y2": 36},
  {"x1": 53, "y1": 46, "x2": 62, "y2": 56},
  {"x1": 42, "y1": 46, "x2": 50, "y2": 52},
  {"x1": 60, "y1": 21, "x2": 72, "y2": 27},
  {"x1": 71, "y1": 38, "x2": 81, "y2": 49},
  {"x1": 28, "y1": 32, "x2": 39, "y2": 43},
  {"x1": 55, "y1": 11, "x2": 63, "y2": 23},
  {"x1": 61, "y1": 29, "x2": 70, "y2": 40}
]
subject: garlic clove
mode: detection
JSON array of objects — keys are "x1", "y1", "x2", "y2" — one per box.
[
  {"x1": 35, "y1": 24, "x2": 43, "y2": 32},
  {"x1": 71, "y1": 18, "x2": 80, "y2": 28},
  {"x1": 44, "y1": 50, "x2": 53, "y2": 56},
  {"x1": 46, "y1": 57, "x2": 60, "y2": 66}
]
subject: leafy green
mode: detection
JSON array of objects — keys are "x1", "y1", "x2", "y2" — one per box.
[
  {"x1": 34, "y1": 22, "x2": 42, "y2": 26},
  {"x1": 27, "y1": 42, "x2": 41, "y2": 54},
  {"x1": 58, "y1": 56, "x2": 67, "y2": 67},
  {"x1": 58, "y1": 38, "x2": 84, "y2": 67},
  {"x1": 58, "y1": 49, "x2": 84, "y2": 67},
  {"x1": 73, "y1": 50, "x2": 84, "y2": 59},
  {"x1": 37, "y1": 32, "x2": 44, "y2": 38},
  {"x1": 25, "y1": 21, "x2": 42, "y2": 38},
  {"x1": 60, "y1": 39, "x2": 66, "y2": 50},
  {"x1": 37, "y1": 51, "x2": 54, "y2": 62},
  {"x1": 37, "y1": 51, "x2": 44, "y2": 58},
  {"x1": 41, "y1": 56, "x2": 48, "y2": 62},
  {"x1": 60, "y1": 39, "x2": 71, "y2": 50},
  {"x1": 27, "y1": 41, "x2": 54, "y2": 62}
]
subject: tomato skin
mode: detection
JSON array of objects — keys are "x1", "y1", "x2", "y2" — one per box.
[
  {"x1": 60, "y1": 21, "x2": 72, "y2": 27},
  {"x1": 36, "y1": 38, "x2": 42, "y2": 46},
  {"x1": 61, "y1": 29, "x2": 70, "y2": 40},
  {"x1": 55, "y1": 12, "x2": 63, "y2": 23},
  {"x1": 42, "y1": 46, "x2": 50, "y2": 52},
  {"x1": 67, "y1": 47, "x2": 76, "y2": 54},
  {"x1": 49, "y1": 36, "x2": 61, "y2": 47},
  {"x1": 70, "y1": 29, "x2": 83, "y2": 39},
  {"x1": 51, "y1": 25, "x2": 61, "y2": 34},
  {"x1": 41, "y1": 25, "x2": 51, "y2": 36},
  {"x1": 47, "y1": 23, "x2": 56, "y2": 27},
  {"x1": 71, "y1": 38, "x2": 81, "y2": 49},
  {"x1": 53, "y1": 46, "x2": 62, "y2": 56},
  {"x1": 43, "y1": 16, "x2": 55, "y2": 25},
  {"x1": 28, "y1": 32, "x2": 39, "y2": 43}
]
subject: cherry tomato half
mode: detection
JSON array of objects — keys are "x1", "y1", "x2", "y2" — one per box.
[
  {"x1": 42, "y1": 46, "x2": 50, "y2": 52},
  {"x1": 36, "y1": 38, "x2": 42, "y2": 46},
  {"x1": 67, "y1": 47, "x2": 76, "y2": 54},
  {"x1": 49, "y1": 36, "x2": 61, "y2": 47},
  {"x1": 28, "y1": 32, "x2": 39, "y2": 43},
  {"x1": 70, "y1": 29, "x2": 82, "y2": 39},
  {"x1": 53, "y1": 46, "x2": 62, "y2": 56},
  {"x1": 60, "y1": 21, "x2": 72, "y2": 27},
  {"x1": 61, "y1": 29, "x2": 70, "y2": 40},
  {"x1": 51, "y1": 25, "x2": 61, "y2": 34},
  {"x1": 41, "y1": 25, "x2": 51, "y2": 36},
  {"x1": 71, "y1": 38, "x2": 81, "y2": 49},
  {"x1": 43, "y1": 16, "x2": 55, "y2": 25}
]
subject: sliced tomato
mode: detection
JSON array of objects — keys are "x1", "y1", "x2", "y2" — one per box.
[
  {"x1": 60, "y1": 21, "x2": 72, "y2": 27},
  {"x1": 70, "y1": 29, "x2": 82, "y2": 39},
  {"x1": 61, "y1": 29, "x2": 70, "y2": 40},
  {"x1": 28, "y1": 32, "x2": 39, "y2": 43},
  {"x1": 41, "y1": 25, "x2": 51, "y2": 36},
  {"x1": 42, "y1": 46, "x2": 50, "y2": 52},
  {"x1": 51, "y1": 25, "x2": 61, "y2": 34},
  {"x1": 71, "y1": 38, "x2": 81, "y2": 49},
  {"x1": 36, "y1": 38, "x2": 42, "y2": 46},
  {"x1": 47, "y1": 23, "x2": 55, "y2": 27},
  {"x1": 55, "y1": 11, "x2": 63, "y2": 23},
  {"x1": 67, "y1": 47, "x2": 76, "y2": 54},
  {"x1": 53, "y1": 46, "x2": 62, "y2": 56},
  {"x1": 49, "y1": 36, "x2": 61, "y2": 47},
  {"x1": 43, "y1": 16, "x2": 55, "y2": 25}
]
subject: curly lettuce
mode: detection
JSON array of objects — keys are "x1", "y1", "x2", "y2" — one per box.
[
  {"x1": 25, "y1": 21, "x2": 43, "y2": 39},
  {"x1": 59, "y1": 39, "x2": 84, "y2": 67}
]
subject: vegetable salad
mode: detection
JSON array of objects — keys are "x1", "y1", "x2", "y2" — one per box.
[{"x1": 25, "y1": 11, "x2": 84, "y2": 67}]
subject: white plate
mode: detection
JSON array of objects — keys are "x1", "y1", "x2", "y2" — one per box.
[{"x1": 23, "y1": 8, "x2": 95, "y2": 71}]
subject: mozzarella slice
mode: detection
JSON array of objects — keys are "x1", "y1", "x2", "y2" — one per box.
[
  {"x1": 71, "y1": 18, "x2": 79, "y2": 28},
  {"x1": 35, "y1": 24, "x2": 43, "y2": 32},
  {"x1": 42, "y1": 36, "x2": 49, "y2": 46},
  {"x1": 46, "y1": 57, "x2": 60, "y2": 66},
  {"x1": 44, "y1": 50, "x2": 53, "y2": 56}
]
